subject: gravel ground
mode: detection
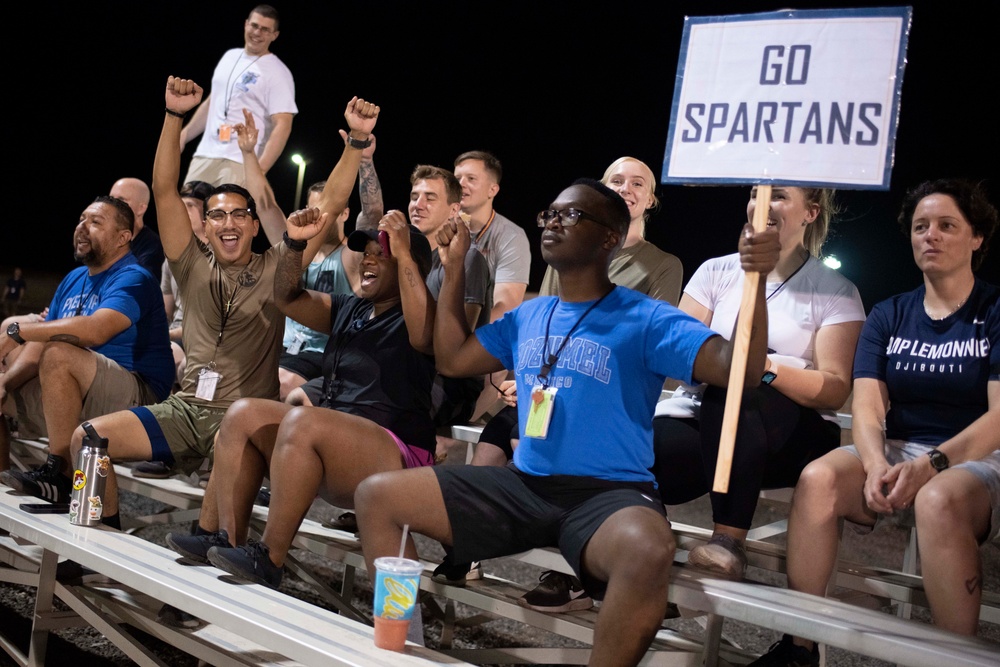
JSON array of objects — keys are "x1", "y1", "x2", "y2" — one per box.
[{"x1": 2, "y1": 473, "x2": 997, "y2": 667}]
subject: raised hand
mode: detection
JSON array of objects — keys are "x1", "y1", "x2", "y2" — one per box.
[
  {"x1": 435, "y1": 217, "x2": 471, "y2": 269},
  {"x1": 339, "y1": 129, "x2": 376, "y2": 161},
  {"x1": 344, "y1": 97, "x2": 380, "y2": 137},
  {"x1": 377, "y1": 210, "x2": 410, "y2": 259},
  {"x1": 234, "y1": 108, "x2": 259, "y2": 156},
  {"x1": 286, "y1": 206, "x2": 330, "y2": 244},
  {"x1": 165, "y1": 76, "x2": 203, "y2": 114}
]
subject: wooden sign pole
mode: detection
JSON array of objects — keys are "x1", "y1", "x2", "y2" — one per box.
[{"x1": 712, "y1": 184, "x2": 771, "y2": 493}]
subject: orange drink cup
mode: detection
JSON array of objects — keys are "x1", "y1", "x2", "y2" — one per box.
[{"x1": 372, "y1": 556, "x2": 423, "y2": 650}]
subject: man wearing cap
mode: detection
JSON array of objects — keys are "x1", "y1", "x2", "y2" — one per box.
[{"x1": 163, "y1": 206, "x2": 439, "y2": 611}]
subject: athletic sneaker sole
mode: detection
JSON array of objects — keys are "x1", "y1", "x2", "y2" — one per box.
[
  {"x1": 165, "y1": 534, "x2": 212, "y2": 565},
  {"x1": 207, "y1": 548, "x2": 281, "y2": 589}
]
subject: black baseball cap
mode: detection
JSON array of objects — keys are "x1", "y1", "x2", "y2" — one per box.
[{"x1": 348, "y1": 226, "x2": 433, "y2": 278}]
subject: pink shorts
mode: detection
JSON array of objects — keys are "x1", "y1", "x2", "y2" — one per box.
[{"x1": 385, "y1": 429, "x2": 434, "y2": 469}]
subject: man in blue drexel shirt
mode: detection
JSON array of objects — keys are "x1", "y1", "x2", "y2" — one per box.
[
  {"x1": 0, "y1": 195, "x2": 173, "y2": 505},
  {"x1": 356, "y1": 179, "x2": 781, "y2": 666}
]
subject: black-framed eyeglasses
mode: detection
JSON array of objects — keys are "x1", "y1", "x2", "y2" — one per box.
[
  {"x1": 206, "y1": 208, "x2": 252, "y2": 223},
  {"x1": 536, "y1": 208, "x2": 610, "y2": 229}
]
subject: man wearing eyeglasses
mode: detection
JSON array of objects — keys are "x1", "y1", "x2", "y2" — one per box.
[
  {"x1": 356, "y1": 179, "x2": 781, "y2": 666},
  {"x1": 178, "y1": 4, "x2": 296, "y2": 188},
  {"x1": 46, "y1": 77, "x2": 377, "y2": 541},
  {"x1": 0, "y1": 196, "x2": 173, "y2": 499}
]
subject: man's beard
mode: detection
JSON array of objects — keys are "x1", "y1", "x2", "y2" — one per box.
[{"x1": 74, "y1": 248, "x2": 97, "y2": 265}]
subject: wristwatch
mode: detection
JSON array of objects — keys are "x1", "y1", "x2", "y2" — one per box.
[
  {"x1": 346, "y1": 135, "x2": 372, "y2": 150},
  {"x1": 761, "y1": 369, "x2": 777, "y2": 385},
  {"x1": 927, "y1": 449, "x2": 950, "y2": 473},
  {"x1": 6, "y1": 321, "x2": 25, "y2": 345}
]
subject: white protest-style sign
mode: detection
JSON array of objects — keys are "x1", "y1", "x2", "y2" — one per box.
[{"x1": 661, "y1": 6, "x2": 912, "y2": 190}]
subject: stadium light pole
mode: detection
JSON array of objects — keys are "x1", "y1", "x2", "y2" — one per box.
[{"x1": 291, "y1": 154, "x2": 307, "y2": 210}]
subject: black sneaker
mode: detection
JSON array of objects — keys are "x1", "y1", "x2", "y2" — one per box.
[
  {"x1": 166, "y1": 529, "x2": 231, "y2": 564},
  {"x1": 131, "y1": 461, "x2": 173, "y2": 479},
  {"x1": 431, "y1": 559, "x2": 483, "y2": 586},
  {"x1": 517, "y1": 570, "x2": 593, "y2": 613},
  {"x1": 748, "y1": 635, "x2": 819, "y2": 666},
  {"x1": 0, "y1": 455, "x2": 71, "y2": 503},
  {"x1": 207, "y1": 539, "x2": 283, "y2": 589},
  {"x1": 255, "y1": 486, "x2": 270, "y2": 507}
]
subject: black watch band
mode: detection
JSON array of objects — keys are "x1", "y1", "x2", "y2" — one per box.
[
  {"x1": 282, "y1": 231, "x2": 308, "y2": 252},
  {"x1": 6, "y1": 321, "x2": 25, "y2": 345},
  {"x1": 927, "y1": 449, "x2": 950, "y2": 473},
  {"x1": 346, "y1": 135, "x2": 372, "y2": 150}
]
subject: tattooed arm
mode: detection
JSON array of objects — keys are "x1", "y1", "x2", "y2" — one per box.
[{"x1": 275, "y1": 207, "x2": 335, "y2": 333}]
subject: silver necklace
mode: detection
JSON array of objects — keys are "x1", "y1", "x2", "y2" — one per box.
[{"x1": 923, "y1": 294, "x2": 969, "y2": 320}]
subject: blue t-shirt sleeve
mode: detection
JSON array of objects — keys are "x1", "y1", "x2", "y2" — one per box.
[
  {"x1": 646, "y1": 302, "x2": 717, "y2": 385},
  {"x1": 476, "y1": 307, "x2": 516, "y2": 369},
  {"x1": 854, "y1": 301, "x2": 890, "y2": 381}
]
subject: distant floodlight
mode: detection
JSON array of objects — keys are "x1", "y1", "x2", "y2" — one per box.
[
  {"x1": 290, "y1": 154, "x2": 307, "y2": 209},
  {"x1": 823, "y1": 255, "x2": 842, "y2": 270}
]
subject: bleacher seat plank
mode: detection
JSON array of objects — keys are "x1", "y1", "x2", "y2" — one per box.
[{"x1": 0, "y1": 488, "x2": 471, "y2": 667}]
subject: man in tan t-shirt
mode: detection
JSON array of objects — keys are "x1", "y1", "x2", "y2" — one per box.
[{"x1": 64, "y1": 75, "x2": 379, "y2": 530}]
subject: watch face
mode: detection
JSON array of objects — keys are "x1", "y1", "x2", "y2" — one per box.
[
  {"x1": 928, "y1": 450, "x2": 949, "y2": 471},
  {"x1": 761, "y1": 371, "x2": 777, "y2": 385}
]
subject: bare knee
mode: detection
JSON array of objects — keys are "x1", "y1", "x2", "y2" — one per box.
[
  {"x1": 37, "y1": 341, "x2": 82, "y2": 375},
  {"x1": 794, "y1": 458, "x2": 843, "y2": 510},
  {"x1": 355, "y1": 471, "x2": 403, "y2": 521},
  {"x1": 278, "y1": 406, "x2": 325, "y2": 447},
  {"x1": 914, "y1": 480, "x2": 971, "y2": 537},
  {"x1": 218, "y1": 398, "x2": 259, "y2": 442},
  {"x1": 604, "y1": 521, "x2": 675, "y2": 582}
]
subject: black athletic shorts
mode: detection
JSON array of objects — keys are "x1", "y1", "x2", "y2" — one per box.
[{"x1": 433, "y1": 463, "x2": 666, "y2": 599}]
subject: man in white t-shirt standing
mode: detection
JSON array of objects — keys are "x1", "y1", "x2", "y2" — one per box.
[{"x1": 179, "y1": 4, "x2": 296, "y2": 187}]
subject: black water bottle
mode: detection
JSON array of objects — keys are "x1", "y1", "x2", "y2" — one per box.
[{"x1": 68, "y1": 422, "x2": 110, "y2": 527}]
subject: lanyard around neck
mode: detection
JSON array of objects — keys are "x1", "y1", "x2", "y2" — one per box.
[
  {"x1": 537, "y1": 287, "x2": 614, "y2": 386},
  {"x1": 473, "y1": 210, "x2": 497, "y2": 245}
]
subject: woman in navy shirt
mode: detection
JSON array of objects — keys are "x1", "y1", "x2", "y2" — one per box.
[{"x1": 752, "y1": 178, "x2": 999, "y2": 666}]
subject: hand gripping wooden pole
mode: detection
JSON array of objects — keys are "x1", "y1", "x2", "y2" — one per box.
[{"x1": 713, "y1": 184, "x2": 771, "y2": 493}]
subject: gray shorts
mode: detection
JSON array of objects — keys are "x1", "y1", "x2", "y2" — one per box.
[
  {"x1": 11, "y1": 352, "x2": 159, "y2": 439},
  {"x1": 842, "y1": 439, "x2": 1000, "y2": 544},
  {"x1": 129, "y1": 394, "x2": 227, "y2": 475}
]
